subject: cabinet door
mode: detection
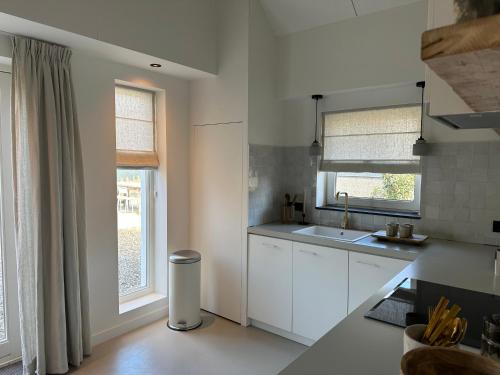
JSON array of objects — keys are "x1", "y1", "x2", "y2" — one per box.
[
  {"x1": 191, "y1": 123, "x2": 244, "y2": 323},
  {"x1": 248, "y1": 235, "x2": 293, "y2": 331},
  {"x1": 348, "y1": 252, "x2": 410, "y2": 314},
  {"x1": 293, "y1": 242, "x2": 348, "y2": 341}
]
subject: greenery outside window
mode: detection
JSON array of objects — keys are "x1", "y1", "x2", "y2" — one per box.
[{"x1": 324, "y1": 172, "x2": 421, "y2": 212}]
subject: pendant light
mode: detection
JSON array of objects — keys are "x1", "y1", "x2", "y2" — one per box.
[
  {"x1": 309, "y1": 94, "x2": 324, "y2": 158},
  {"x1": 412, "y1": 81, "x2": 430, "y2": 156}
]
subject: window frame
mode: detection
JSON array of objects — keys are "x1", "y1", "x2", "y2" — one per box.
[
  {"x1": 118, "y1": 168, "x2": 156, "y2": 304},
  {"x1": 115, "y1": 83, "x2": 158, "y2": 304},
  {"x1": 323, "y1": 171, "x2": 421, "y2": 213}
]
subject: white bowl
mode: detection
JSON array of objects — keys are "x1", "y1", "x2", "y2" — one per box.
[{"x1": 404, "y1": 324, "x2": 428, "y2": 354}]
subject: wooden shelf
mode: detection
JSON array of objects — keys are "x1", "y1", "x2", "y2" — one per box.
[{"x1": 422, "y1": 14, "x2": 500, "y2": 112}]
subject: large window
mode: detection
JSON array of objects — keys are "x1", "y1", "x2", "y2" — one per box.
[
  {"x1": 115, "y1": 85, "x2": 157, "y2": 300},
  {"x1": 320, "y1": 105, "x2": 421, "y2": 213}
]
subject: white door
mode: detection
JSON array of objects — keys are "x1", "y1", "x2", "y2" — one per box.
[
  {"x1": 292, "y1": 242, "x2": 348, "y2": 341},
  {"x1": 348, "y1": 252, "x2": 409, "y2": 314},
  {"x1": 247, "y1": 235, "x2": 292, "y2": 331},
  {"x1": 0, "y1": 71, "x2": 21, "y2": 363},
  {"x1": 190, "y1": 123, "x2": 244, "y2": 323}
]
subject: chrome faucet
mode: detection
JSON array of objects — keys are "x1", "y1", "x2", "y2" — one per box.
[{"x1": 335, "y1": 191, "x2": 349, "y2": 229}]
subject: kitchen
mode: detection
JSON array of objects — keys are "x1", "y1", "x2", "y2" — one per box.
[
  {"x1": 242, "y1": 0, "x2": 500, "y2": 373},
  {"x1": 0, "y1": 0, "x2": 499, "y2": 374}
]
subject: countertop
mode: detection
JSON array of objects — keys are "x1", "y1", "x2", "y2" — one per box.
[
  {"x1": 247, "y1": 224, "x2": 499, "y2": 374},
  {"x1": 248, "y1": 223, "x2": 422, "y2": 261}
]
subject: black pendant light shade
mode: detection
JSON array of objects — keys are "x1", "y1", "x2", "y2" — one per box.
[
  {"x1": 413, "y1": 81, "x2": 430, "y2": 156},
  {"x1": 309, "y1": 94, "x2": 324, "y2": 157}
]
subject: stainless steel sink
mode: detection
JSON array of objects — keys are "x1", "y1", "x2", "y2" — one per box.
[{"x1": 292, "y1": 225, "x2": 371, "y2": 243}]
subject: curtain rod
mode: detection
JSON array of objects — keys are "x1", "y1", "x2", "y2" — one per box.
[{"x1": 0, "y1": 29, "x2": 68, "y2": 48}]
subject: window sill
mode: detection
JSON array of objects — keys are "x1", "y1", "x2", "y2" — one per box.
[
  {"x1": 119, "y1": 292, "x2": 167, "y2": 315},
  {"x1": 316, "y1": 205, "x2": 421, "y2": 219}
]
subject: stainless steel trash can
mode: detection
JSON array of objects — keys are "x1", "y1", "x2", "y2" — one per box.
[{"x1": 167, "y1": 250, "x2": 202, "y2": 331}]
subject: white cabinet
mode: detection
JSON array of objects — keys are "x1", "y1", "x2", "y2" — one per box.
[
  {"x1": 248, "y1": 235, "x2": 293, "y2": 331},
  {"x1": 292, "y1": 243, "x2": 348, "y2": 341},
  {"x1": 247, "y1": 234, "x2": 412, "y2": 344},
  {"x1": 348, "y1": 252, "x2": 409, "y2": 314}
]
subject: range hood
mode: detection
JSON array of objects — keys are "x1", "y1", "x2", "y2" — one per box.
[{"x1": 429, "y1": 110, "x2": 500, "y2": 130}]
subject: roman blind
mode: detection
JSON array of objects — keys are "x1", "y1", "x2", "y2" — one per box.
[
  {"x1": 320, "y1": 105, "x2": 421, "y2": 174},
  {"x1": 115, "y1": 85, "x2": 159, "y2": 168}
]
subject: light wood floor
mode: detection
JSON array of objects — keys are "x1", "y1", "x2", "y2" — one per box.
[{"x1": 71, "y1": 312, "x2": 306, "y2": 375}]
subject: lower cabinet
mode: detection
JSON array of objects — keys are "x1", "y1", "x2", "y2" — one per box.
[
  {"x1": 247, "y1": 235, "x2": 292, "y2": 331},
  {"x1": 292, "y1": 242, "x2": 348, "y2": 341},
  {"x1": 348, "y1": 252, "x2": 410, "y2": 314},
  {"x1": 247, "y1": 234, "x2": 411, "y2": 344}
]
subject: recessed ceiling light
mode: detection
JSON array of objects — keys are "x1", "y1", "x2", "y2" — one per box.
[{"x1": 150, "y1": 63, "x2": 162, "y2": 68}]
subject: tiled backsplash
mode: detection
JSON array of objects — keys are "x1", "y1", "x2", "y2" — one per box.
[
  {"x1": 248, "y1": 145, "x2": 285, "y2": 226},
  {"x1": 249, "y1": 142, "x2": 500, "y2": 246}
]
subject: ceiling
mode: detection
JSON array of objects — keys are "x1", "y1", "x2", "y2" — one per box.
[{"x1": 259, "y1": 0, "x2": 424, "y2": 35}]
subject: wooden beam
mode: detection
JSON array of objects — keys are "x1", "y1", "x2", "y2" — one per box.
[
  {"x1": 422, "y1": 14, "x2": 500, "y2": 60},
  {"x1": 422, "y1": 14, "x2": 500, "y2": 113}
]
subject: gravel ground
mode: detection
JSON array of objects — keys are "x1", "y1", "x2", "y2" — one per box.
[{"x1": 118, "y1": 228, "x2": 143, "y2": 296}]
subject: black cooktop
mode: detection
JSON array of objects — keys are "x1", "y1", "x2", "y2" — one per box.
[{"x1": 365, "y1": 278, "x2": 500, "y2": 348}]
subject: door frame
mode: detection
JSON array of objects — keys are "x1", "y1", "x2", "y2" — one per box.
[{"x1": 0, "y1": 68, "x2": 21, "y2": 365}]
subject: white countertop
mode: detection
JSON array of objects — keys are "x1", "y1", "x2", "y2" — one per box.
[
  {"x1": 248, "y1": 223, "x2": 422, "y2": 261},
  {"x1": 247, "y1": 224, "x2": 499, "y2": 374}
]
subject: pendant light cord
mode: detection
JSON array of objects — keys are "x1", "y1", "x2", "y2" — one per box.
[
  {"x1": 315, "y1": 98, "x2": 318, "y2": 142},
  {"x1": 420, "y1": 85, "x2": 424, "y2": 139},
  {"x1": 417, "y1": 81, "x2": 425, "y2": 140}
]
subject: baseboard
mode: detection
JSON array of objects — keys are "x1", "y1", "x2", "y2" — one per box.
[
  {"x1": 92, "y1": 306, "x2": 168, "y2": 346},
  {"x1": 0, "y1": 356, "x2": 22, "y2": 369},
  {"x1": 249, "y1": 319, "x2": 315, "y2": 347}
]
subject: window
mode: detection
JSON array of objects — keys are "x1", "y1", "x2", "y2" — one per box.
[
  {"x1": 115, "y1": 85, "x2": 157, "y2": 301},
  {"x1": 324, "y1": 172, "x2": 421, "y2": 212},
  {"x1": 319, "y1": 105, "x2": 421, "y2": 213}
]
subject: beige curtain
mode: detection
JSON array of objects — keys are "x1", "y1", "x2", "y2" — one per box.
[{"x1": 11, "y1": 36, "x2": 91, "y2": 375}]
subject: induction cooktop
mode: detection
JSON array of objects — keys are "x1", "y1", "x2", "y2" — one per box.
[{"x1": 365, "y1": 278, "x2": 500, "y2": 348}]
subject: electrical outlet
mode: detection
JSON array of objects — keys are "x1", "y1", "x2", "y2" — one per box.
[{"x1": 493, "y1": 220, "x2": 500, "y2": 233}]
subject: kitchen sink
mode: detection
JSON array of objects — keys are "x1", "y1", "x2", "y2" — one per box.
[{"x1": 292, "y1": 225, "x2": 371, "y2": 243}]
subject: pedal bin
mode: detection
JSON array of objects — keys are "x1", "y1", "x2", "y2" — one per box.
[{"x1": 167, "y1": 250, "x2": 202, "y2": 331}]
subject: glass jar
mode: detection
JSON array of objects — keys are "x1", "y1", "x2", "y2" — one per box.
[{"x1": 481, "y1": 314, "x2": 500, "y2": 362}]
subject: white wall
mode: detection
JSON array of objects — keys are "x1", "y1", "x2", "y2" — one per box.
[
  {"x1": 190, "y1": 0, "x2": 249, "y2": 125},
  {"x1": 0, "y1": 0, "x2": 217, "y2": 74},
  {"x1": 74, "y1": 52, "x2": 190, "y2": 344},
  {"x1": 189, "y1": 0, "x2": 249, "y2": 324},
  {"x1": 248, "y1": 0, "x2": 284, "y2": 146},
  {"x1": 274, "y1": 0, "x2": 497, "y2": 146},
  {"x1": 277, "y1": 1, "x2": 427, "y2": 100},
  {"x1": 0, "y1": 36, "x2": 191, "y2": 344}
]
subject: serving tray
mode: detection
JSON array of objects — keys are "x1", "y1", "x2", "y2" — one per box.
[{"x1": 371, "y1": 230, "x2": 428, "y2": 245}]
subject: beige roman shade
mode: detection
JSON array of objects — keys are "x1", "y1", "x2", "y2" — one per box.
[
  {"x1": 115, "y1": 85, "x2": 159, "y2": 168},
  {"x1": 320, "y1": 105, "x2": 421, "y2": 174}
]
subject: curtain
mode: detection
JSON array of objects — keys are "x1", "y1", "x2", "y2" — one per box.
[
  {"x1": 11, "y1": 36, "x2": 91, "y2": 375},
  {"x1": 320, "y1": 105, "x2": 421, "y2": 174}
]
